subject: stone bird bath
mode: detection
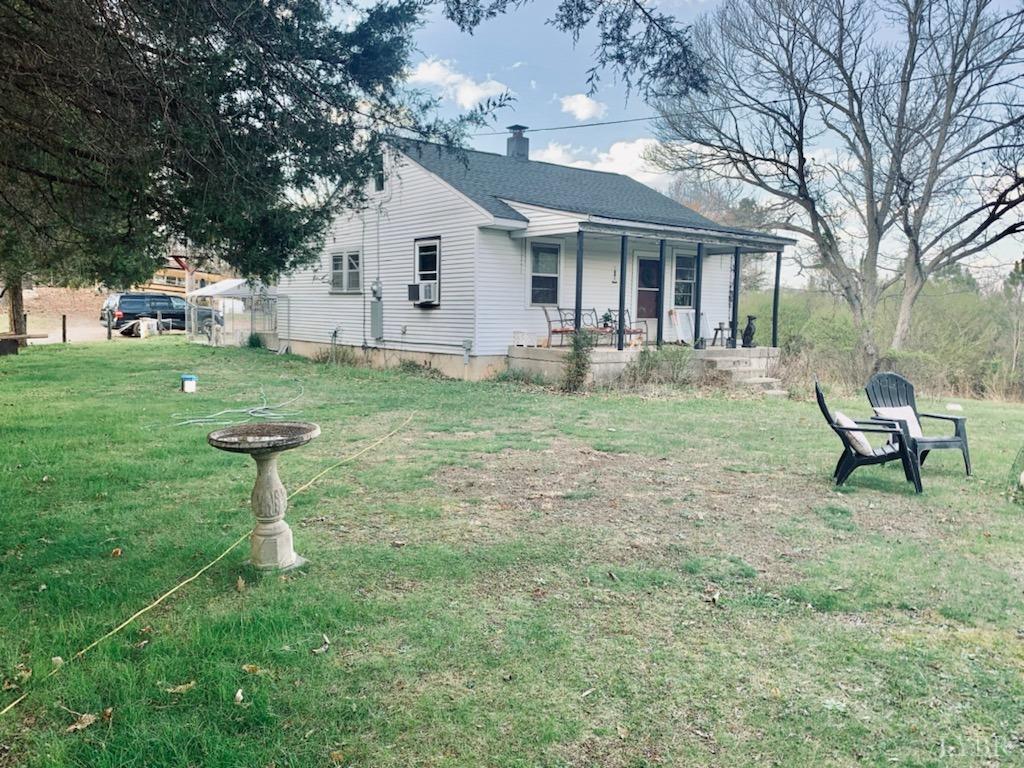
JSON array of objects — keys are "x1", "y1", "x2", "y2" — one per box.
[{"x1": 207, "y1": 421, "x2": 321, "y2": 570}]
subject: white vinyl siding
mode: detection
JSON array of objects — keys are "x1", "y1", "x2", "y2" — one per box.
[
  {"x1": 473, "y1": 232, "x2": 633, "y2": 355},
  {"x1": 278, "y1": 152, "x2": 487, "y2": 353},
  {"x1": 502, "y1": 201, "x2": 584, "y2": 237},
  {"x1": 280, "y1": 154, "x2": 742, "y2": 357}
]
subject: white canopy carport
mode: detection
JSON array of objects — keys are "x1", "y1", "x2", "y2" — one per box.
[
  {"x1": 186, "y1": 279, "x2": 279, "y2": 347},
  {"x1": 187, "y1": 278, "x2": 275, "y2": 300}
]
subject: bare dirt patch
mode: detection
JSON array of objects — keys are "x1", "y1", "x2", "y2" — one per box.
[{"x1": 432, "y1": 438, "x2": 966, "y2": 582}]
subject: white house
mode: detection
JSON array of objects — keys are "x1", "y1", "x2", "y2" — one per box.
[{"x1": 277, "y1": 127, "x2": 793, "y2": 379}]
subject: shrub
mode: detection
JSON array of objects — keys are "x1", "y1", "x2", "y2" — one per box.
[
  {"x1": 561, "y1": 329, "x2": 595, "y2": 392},
  {"x1": 312, "y1": 343, "x2": 360, "y2": 367},
  {"x1": 744, "y1": 279, "x2": 1024, "y2": 400},
  {"x1": 396, "y1": 358, "x2": 449, "y2": 379},
  {"x1": 620, "y1": 344, "x2": 695, "y2": 389},
  {"x1": 246, "y1": 332, "x2": 264, "y2": 349}
]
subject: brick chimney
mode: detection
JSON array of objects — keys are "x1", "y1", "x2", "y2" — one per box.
[{"x1": 506, "y1": 124, "x2": 529, "y2": 160}]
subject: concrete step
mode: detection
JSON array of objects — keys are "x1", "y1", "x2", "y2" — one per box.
[
  {"x1": 737, "y1": 376, "x2": 784, "y2": 391},
  {"x1": 702, "y1": 356, "x2": 758, "y2": 369},
  {"x1": 697, "y1": 346, "x2": 780, "y2": 360},
  {"x1": 763, "y1": 388, "x2": 790, "y2": 398}
]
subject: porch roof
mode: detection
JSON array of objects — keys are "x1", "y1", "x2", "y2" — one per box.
[{"x1": 578, "y1": 216, "x2": 794, "y2": 253}]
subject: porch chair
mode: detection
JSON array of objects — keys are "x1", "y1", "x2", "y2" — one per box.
[
  {"x1": 542, "y1": 306, "x2": 576, "y2": 347},
  {"x1": 865, "y1": 372, "x2": 971, "y2": 476},
  {"x1": 608, "y1": 309, "x2": 648, "y2": 345},
  {"x1": 815, "y1": 380, "x2": 922, "y2": 493},
  {"x1": 543, "y1": 307, "x2": 612, "y2": 346}
]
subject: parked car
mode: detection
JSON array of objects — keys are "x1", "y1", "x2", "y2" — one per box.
[{"x1": 100, "y1": 292, "x2": 222, "y2": 332}]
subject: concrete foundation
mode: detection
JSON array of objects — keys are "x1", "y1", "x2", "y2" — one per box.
[
  {"x1": 506, "y1": 345, "x2": 642, "y2": 385},
  {"x1": 279, "y1": 336, "x2": 782, "y2": 390},
  {"x1": 283, "y1": 339, "x2": 508, "y2": 381}
]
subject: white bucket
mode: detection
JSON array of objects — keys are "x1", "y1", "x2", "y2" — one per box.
[{"x1": 181, "y1": 374, "x2": 198, "y2": 393}]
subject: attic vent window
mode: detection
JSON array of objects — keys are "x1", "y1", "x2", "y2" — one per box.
[{"x1": 372, "y1": 154, "x2": 385, "y2": 192}]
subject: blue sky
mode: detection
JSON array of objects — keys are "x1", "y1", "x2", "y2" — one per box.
[
  {"x1": 410, "y1": 2, "x2": 701, "y2": 189},
  {"x1": 408, "y1": 1, "x2": 1021, "y2": 279}
]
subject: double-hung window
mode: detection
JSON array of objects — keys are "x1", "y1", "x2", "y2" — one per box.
[
  {"x1": 530, "y1": 243, "x2": 560, "y2": 305},
  {"x1": 674, "y1": 254, "x2": 696, "y2": 307},
  {"x1": 331, "y1": 251, "x2": 361, "y2": 293},
  {"x1": 415, "y1": 238, "x2": 439, "y2": 283}
]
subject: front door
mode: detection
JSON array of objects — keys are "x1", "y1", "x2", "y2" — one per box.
[{"x1": 636, "y1": 257, "x2": 661, "y2": 331}]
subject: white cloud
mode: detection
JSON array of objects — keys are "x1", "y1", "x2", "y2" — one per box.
[
  {"x1": 409, "y1": 58, "x2": 510, "y2": 109},
  {"x1": 559, "y1": 94, "x2": 608, "y2": 121},
  {"x1": 533, "y1": 139, "x2": 666, "y2": 188}
]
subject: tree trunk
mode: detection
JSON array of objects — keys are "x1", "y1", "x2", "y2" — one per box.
[
  {"x1": 856, "y1": 323, "x2": 880, "y2": 376},
  {"x1": 4, "y1": 276, "x2": 26, "y2": 345},
  {"x1": 845, "y1": 289, "x2": 881, "y2": 377},
  {"x1": 890, "y1": 269, "x2": 926, "y2": 352}
]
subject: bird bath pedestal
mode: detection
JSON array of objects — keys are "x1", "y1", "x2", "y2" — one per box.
[{"x1": 207, "y1": 422, "x2": 321, "y2": 571}]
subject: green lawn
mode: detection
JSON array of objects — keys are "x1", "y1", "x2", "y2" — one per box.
[{"x1": 2, "y1": 339, "x2": 1023, "y2": 767}]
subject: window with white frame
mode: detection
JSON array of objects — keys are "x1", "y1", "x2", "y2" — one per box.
[
  {"x1": 674, "y1": 254, "x2": 696, "y2": 307},
  {"x1": 331, "y1": 251, "x2": 361, "y2": 292},
  {"x1": 530, "y1": 243, "x2": 560, "y2": 305},
  {"x1": 415, "y1": 238, "x2": 439, "y2": 283}
]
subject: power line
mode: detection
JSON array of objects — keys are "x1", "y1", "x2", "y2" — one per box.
[{"x1": 471, "y1": 65, "x2": 1000, "y2": 137}]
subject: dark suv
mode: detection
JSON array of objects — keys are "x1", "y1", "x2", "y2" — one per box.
[{"x1": 100, "y1": 293, "x2": 222, "y2": 331}]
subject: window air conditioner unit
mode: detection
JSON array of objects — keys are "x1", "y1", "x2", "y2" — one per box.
[{"x1": 408, "y1": 281, "x2": 438, "y2": 305}]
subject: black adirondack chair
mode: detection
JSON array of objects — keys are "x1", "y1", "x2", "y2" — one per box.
[
  {"x1": 815, "y1": 381, "x2": 923, "y2": 493},
  {"x1": 865, "y1": 372, "x2": 971, "y2": 476}
]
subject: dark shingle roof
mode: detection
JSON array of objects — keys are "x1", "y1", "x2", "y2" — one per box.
[{"x1": 392, "y1": 138, "x2": 766, "y2": 239}]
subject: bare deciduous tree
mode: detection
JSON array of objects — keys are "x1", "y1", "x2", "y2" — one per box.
[{"x1": 648, "y1": 0, "x2": 1024, "y2": 370}]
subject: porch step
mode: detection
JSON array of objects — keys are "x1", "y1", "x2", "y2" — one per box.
[
  {"x1": 737, "y1": 376, "x2": 784, "y2": 392},
  {"x1": 697, "y1": 347, "x2": 780, "y2": 359},
  {"x1": 701, "y1": 356, "x2": 760, "y2": 370}
]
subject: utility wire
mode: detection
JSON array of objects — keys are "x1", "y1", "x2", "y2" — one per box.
[
  {"x1": 471, "y1": 65, "x2": 1005, "y2": 137},
  {"x1": 0, "y1": 414, "x2": 414, "y2": 720}
]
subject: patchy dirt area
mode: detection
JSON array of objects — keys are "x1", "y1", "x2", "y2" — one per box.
[
  {"x1": 24, "y1": 286, "x2": 105, "y2": 315},
  {"x1": 428, "y1": 438, "x2": 967, "y2": 583},
  {"x1": 13, "y1": 286, "x2": 111, "y2": 344}
]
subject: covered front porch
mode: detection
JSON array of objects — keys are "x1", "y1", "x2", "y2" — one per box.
[{"x1": 505, "y1": 217, "x2": 793, "y2": 384}]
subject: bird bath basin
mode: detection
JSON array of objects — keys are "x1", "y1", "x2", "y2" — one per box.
[{"x1": 208, "y1": 421, "x2": 321, "y2": 571}]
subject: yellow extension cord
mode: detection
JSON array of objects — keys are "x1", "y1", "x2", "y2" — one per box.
[{"x1": 0, "y1": 413, "x2": 414, "y2": 719}]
